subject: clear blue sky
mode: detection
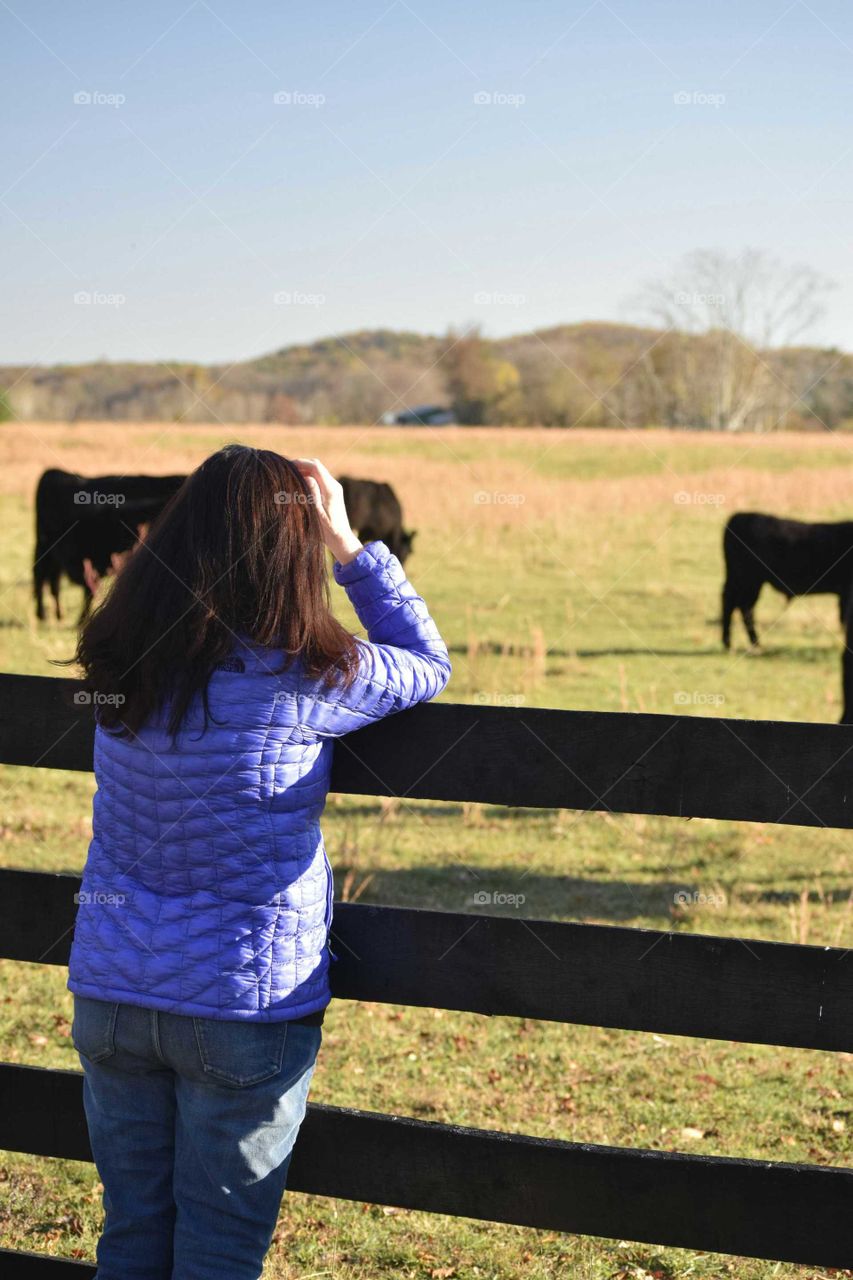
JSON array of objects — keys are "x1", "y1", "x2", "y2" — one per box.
[{"x1": 3, "y1": 0, "x2": 853, "y2": 364}]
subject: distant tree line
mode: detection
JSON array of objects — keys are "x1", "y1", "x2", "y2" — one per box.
[
  {"x1": 3, "y1": 251, "x2": 850, "y2": 431},
  {"x1": 440, "y1": 250, "x2": 844, "y2": 431}
]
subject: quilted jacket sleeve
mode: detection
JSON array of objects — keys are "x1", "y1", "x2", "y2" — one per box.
[{"x1": 310, "y1": 540, "x2": 451, "y2": 736}]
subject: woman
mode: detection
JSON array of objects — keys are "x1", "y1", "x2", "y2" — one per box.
[{"x1": 66, "y1": 445, "x2": 451, "y2": 1280}]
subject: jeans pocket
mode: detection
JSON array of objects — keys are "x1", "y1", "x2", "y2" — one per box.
[
  {"x1": 192, "y1": 1018, "x2": 291, "y2": 1088},
  {"x1": 71, "y1": 995, "x2": 119, "y2": 1064}
]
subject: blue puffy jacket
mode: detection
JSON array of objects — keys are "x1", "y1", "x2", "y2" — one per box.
[{"x1": 67, "y1": 541, "x2": 451, "y2": 1022}]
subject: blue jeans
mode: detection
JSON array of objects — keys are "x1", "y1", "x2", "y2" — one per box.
[{"x1": 71, "y1": 994, "x2": 322, "y2": 1280}]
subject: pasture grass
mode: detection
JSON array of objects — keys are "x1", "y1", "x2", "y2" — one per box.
[{"x1": 0, "y1": 423, "x2": 850, "y2": 1279}]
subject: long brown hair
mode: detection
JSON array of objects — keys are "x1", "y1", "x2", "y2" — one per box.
[{"x1": 70, "y1": 444, "x2": 359, "y2": 736}]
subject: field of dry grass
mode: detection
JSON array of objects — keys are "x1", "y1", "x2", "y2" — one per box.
[{"x1": 0, "y1": 423, "x2": 850, "y2": 1279}]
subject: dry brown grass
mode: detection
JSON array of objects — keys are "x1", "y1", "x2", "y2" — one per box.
[{"x1": 8, "y1": 423, "x2": 853, "y2": 524}]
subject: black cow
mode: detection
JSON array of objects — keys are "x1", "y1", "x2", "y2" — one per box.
[
  {"x1": 722, "y1": 511, "x2": 853, "y2": 649},
  {"x1": 34, "y1": 468, "x2": 185, "y2": 622},
  {"x1": 340, "y1": 476, "x2": 415, "y2": 564}
]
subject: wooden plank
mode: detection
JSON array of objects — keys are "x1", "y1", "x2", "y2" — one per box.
[
  {"x1": 0, "y1": 871, "x2": 81, "y2": 966},
  {"x1": 334, "y1": 701, "x2": 853, "y2": 828},
  {"x1": 5, "y1": 672, "x2": 853, "y2": 828},
  {"x1": 0, "y1": 1250, "x2": 94, "y2": 1278},
  {"x1": 0, "y1": 1064, "x2": 849, "y2": 1268},
  {"x1": 1, "y1": 871, "x2": 849, "y2": 1052},
  {"x1": 0, "y1": 676, "x2": 92, "y2": 775},
  {"x1": 329, "y1": 901, "x2": 853, "y2": 1053}
]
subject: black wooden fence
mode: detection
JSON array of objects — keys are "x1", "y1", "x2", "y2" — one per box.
[{"x1": 0, "y1": 672, "x2": 851, "y2": 1274}]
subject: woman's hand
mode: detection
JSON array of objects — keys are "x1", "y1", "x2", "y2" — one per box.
[{"x1": 291, "y1": 458, "x2": 363, "y2": 565}]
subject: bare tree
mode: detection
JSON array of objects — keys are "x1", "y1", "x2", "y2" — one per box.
[{"x1": 634, "y1": 249, "x2": 833, "y2": 430}]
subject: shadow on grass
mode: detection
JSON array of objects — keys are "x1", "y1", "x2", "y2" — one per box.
[
  {"x1": 446, "y1": 641, "x2": 841, "y2": 661},
  {"x1": 333, "y1": 864, "x2": 697, "y2": 924},
  {"x1": 752, "y1": 886, "x2": 851, "y2": 904}
]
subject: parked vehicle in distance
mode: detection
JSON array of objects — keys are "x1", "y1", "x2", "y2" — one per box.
[{"x1": 381, "y1": 404, "x2": 455, "y2": 426}]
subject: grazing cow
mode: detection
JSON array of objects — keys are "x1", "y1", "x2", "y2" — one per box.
[
  {"x1": 340, "y1": 476, "x2": 415, "y2": 564},
  {"x1": 34, "y1": 468, "x2": 185, "y2": 622},
  {"x1": 722, "y1": 511, "x2": 853, "y2": 649}
]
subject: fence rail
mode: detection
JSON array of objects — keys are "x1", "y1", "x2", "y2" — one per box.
[
  {"x1": 1, "y1": 1063, "x2": 850, "y2": 1272},
  {"x1": 1, "y1": 869, "x2": 850, "y2": 1053},
  {"x1": 0, "y1": 672, "x2": 851, "y2": 1273},
  {"x1": 5, "y1": 672, "x2": 853, "y2": 829}
]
